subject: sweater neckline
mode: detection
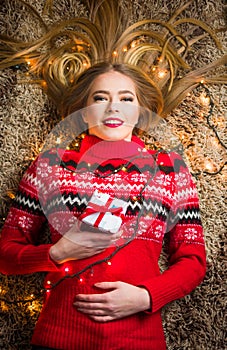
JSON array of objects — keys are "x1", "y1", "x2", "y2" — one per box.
[{"x1": 79, "y1": 134, "x2": 145, "y2": 160}]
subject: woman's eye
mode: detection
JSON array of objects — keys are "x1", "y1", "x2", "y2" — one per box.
[
  {"x1": 93, "y1": 95, "x2": 108, "y2": 102},
  {"x1": 121, "y1": 97, "x2": 134, "y2": 102}
]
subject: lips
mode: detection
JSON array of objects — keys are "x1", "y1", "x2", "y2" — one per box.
[{"x1": 103, "y1": 117, "x2": 124, "y2": 128}]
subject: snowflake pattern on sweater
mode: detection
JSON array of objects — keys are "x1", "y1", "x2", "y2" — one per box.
[
  {"x1": 11, "y1": 136, "x2": 203, "y2": 245},
  {"x1": 0, "y1": 135, "x2": 206, "y2": 350}
]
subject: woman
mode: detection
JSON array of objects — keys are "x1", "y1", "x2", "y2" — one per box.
[{"x1": 0, "y1": 62, "x2": 206, "y2": 350}]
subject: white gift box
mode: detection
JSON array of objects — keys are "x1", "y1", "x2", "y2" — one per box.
[{"x1": 79, "y1": 190, "x2": 128, "y2": 233}]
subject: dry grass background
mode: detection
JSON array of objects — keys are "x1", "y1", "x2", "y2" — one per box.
[{"x1": 0, "y1": 0, "x2": 226, "y2": 349}]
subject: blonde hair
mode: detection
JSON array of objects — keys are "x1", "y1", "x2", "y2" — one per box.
[{"x1": 0, "y1": 0, "x2": 226, "y2": 117}]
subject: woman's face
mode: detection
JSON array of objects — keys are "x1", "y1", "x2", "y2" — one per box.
[{"x1": 84, "y1": 71, "x2": 140, "y2": 141}]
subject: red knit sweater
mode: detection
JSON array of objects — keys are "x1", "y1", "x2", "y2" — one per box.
[{"x1": 0, "y1": 135, "x2": 206, "y2": 350}]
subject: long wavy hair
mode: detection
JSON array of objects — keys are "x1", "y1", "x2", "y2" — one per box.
[{"x1": 0, "y1": 0, "x2": 226, "y2": 117}]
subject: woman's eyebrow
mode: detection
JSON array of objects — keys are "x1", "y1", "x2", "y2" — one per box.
[
  {"x1": 92, "y1": 90, "x2": 109, "y2": 96},
  {"x1": 119, "y1": 90, "x2": 135, "y2": 96},
  {"x1": 92, "y1": 90, "x2": 135, "y2": 96}
]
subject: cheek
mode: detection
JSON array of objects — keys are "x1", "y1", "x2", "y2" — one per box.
[
  {"x1": 85, "y1": 105, "x2": 107, "y2": 124},
  {"x1": 122, "y1": 105, "x2": 140, "y2": 124}
]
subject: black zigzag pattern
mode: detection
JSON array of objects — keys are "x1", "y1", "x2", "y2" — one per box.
[
  {"x1": 59, "y1": 158, "x2": 186, "y2": 175},
  {"x1": 45, "y1": 192, "x2": 89, "y2": 215},
  {"x1": 44, "y1": 191, "x2": 170, "y2": 223},
  {"x1": 41, "y1": 149, "x2": 186, "y2": 175},
  {"x1": 60, "y1": 159, "x2": 153, "y2": 175},
  {"x1": 169, "y1": 206, "x2": 202, "y2": 226},
  {"x1": 14, "y1": 191, "x2": 43, "y2": 215}
]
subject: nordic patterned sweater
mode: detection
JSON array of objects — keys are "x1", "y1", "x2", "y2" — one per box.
[{"x1": 0, "y1": 134, "x2": 206, "y2": 350}]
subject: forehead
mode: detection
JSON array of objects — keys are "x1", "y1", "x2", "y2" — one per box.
[{"x1": 89, "y1": 71, "x2": 136, "y2": 92}]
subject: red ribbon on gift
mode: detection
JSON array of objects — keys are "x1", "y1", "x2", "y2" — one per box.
[
  {"x1": 79, "y1": 198, "x2": 123, "y2": 229},
  {"x1": 85, "y1": 202, "x2": 123, "y2": 214}
]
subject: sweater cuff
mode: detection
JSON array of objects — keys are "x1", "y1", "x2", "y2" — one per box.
[
  {"x1": 18, "y1": 244, "x2": 61, "y2": 273},
  {"x1": 139, "y1": 276, "x2": 181, "y2": 313},
  {"x1": 137, "y1": 285, "x2": 153, "y2": 314}
]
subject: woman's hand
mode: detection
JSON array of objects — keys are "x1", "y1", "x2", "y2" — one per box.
[
  {"x1": 74, "y1": 281, "x2": 151, "y2": 322},
  {"x1": 49, "y1": 223, "x2": 120, "y2": 264}
]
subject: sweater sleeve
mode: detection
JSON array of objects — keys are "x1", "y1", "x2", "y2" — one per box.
[
  {"x1": 0, "y1": 157, "x2": 60, "y2": 275},
  {"x1": 140, "y1": 153, "x2": 206, "y2": 313}
]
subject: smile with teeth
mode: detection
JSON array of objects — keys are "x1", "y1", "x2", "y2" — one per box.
[{"x1": 103, "y1": 118, "x2": 124, "y2": 128}]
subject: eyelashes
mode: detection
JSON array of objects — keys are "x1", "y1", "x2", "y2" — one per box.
[
  {"x1": 93, "y1": 95, "x2": 107, "y2": 102},
  {"x1": 93, "y1": 95, "x2": 134, "y2": 102},
  {"x1": 122, "y1": 97, "x2": 133, "y2": 102}
]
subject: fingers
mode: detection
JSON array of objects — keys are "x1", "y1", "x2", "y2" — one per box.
[
  {"x1": 89, "y1": 315, "x2": 113, "y2": 322},
  {"x1": 76, "y1": 303, "x2": 114, "y2": 322},
  {"x1": 90, "y1": 231, "x2": 120, "y2": 240},
  {"x1": 74, "y1": 294, "x2": 115, "y2": 322},
  {"x1": 76, "y1": 302, "x2": 107, "y2": 315},
  {"x1": 64, "y1": 227, "x2": 122, "y2": 248},
  {"x1": 74, "y1": 294, "x2": 109, "y2": 314},
  {"x1": 74, "y1": 290, "x2": 112, "y2": 307},
  {"x1": 76, "y1": 292, "x2": 108, "y2": 303},
  {"x1": 111, "y1": 230, "x2": 122, "y2": 240},
  {"x1": 94, "y1": 281, "x2": 119, "y2": 290}
]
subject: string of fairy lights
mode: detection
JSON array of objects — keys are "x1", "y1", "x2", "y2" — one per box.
[
  {"x1": 185, "y1": 83, "x2": 226, "y2": 177},
  {"x1": 0, "y1": 44, "x2": 226, "y2": 313}
]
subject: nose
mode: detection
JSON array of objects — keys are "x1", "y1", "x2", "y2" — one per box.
[{"x1": 107, "y1": 100, "x2": 120, "y2": 113}]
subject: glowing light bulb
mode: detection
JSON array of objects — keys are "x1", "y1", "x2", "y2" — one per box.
[
  {"x1": 131, "y1": 41, "x2": 136, "y2": 48},
  {"x1": 64, "y1": 267, "x2": 70, "y2": 273},
  {"x1": 7, "y1": 192, "x2": 15, "y2": 199},
  {"x1": 198, "y1": 93, "x2": 210, "y2": 106},
  {"x1": 204, "y1": 159, "x2": 215, "y2": 172},
  {"x1": 1, "y1": 301, "x2": 8, "y2": 312},
  {"x1": 112, "y1": 51, "x2": 118, "y2": 57},
  {"x1": 157, "y1": 70, "x2": 167, "y2": 79},
  {"x1": 107, "y1": 261, "x2": 112, "y2": 266},
  {"x1": 28, "y1": 299, "x2": 41, "y2": 313}
]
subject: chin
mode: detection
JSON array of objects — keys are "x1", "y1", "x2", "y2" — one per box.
[
  {"x1": 92, "y1": 131, "x2": 132, "y2": 142},
  {"x1": 103, "y1": 135, "x2": 131, "y2": 142}
]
